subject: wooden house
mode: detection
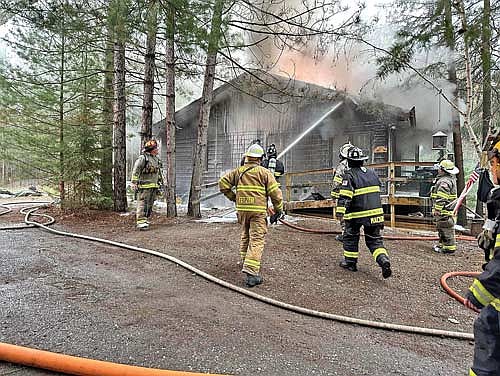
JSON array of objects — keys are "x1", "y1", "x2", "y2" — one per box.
[{"x1": 152, "y1": 71, "x2": 421, "y2": 201}]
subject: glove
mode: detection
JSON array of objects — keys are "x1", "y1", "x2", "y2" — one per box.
[
  {"x1": 464, "y1": 298, "x2": 480, "y2": 311},
  {"x1": 270, "y1": 210, "x2": 284, "y2": 224},
  {"x1": 477, "y1": 229, "x2": 495, "y2": 252},
  {"x1": 130, "y1": 182, "x2": 138, "y2": 192}
]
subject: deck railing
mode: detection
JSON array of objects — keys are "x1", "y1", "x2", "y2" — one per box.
[{"x1": 284, "y1": 161, "x2": 437, "y2": 228}]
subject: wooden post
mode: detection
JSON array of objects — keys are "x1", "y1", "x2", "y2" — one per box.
[
  {"x1": 390, "y1": 163, "x2": 396, "y2": 228},
  {"x1": 285, "y1": 173, "x2": 291, "y2": 202}
]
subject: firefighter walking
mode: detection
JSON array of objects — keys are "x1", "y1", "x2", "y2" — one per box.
[
  {"x1": 331, "y1": 142, "x2": 352, "y2": 241},
  {"x1": 131, "y1": 139, "x2": 163, "y2": 230},
  {"x1": 430, "y1": 159, "x2": 458, "y2": 254},
  {"x1": 219, "y1": 143, "x2": 283, "y2": 287},
  {"x1": 336, "y1": 146, "x2": 392, "y2": 279},
  {"x1": 464, "y1": 140, "x2": 500, "y2": 376}
]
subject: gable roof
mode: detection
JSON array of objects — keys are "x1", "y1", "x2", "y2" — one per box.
[{"x1": 153, "y1": 70, "x2": 413, "y2": 130}]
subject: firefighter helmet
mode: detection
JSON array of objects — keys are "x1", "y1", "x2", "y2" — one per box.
[
  {"x1": 487, "y1": 139, "x2": 500, "y2": 160},
  {"x1": 437, "y1": 159, "x2": 459, "y2": 175},
  {"x1": 339, "y1": 142, "x2": 353, "y2": 159},
  {"x1": 346, "y1": 146, "x2": 368, "y2": 161},
  {"x1": 267, "y1": 144, "x2": 277, "y2": 158},
  {"x1": 245, "y1": 143, "x2": 265, "y2": 158},
  {"x1": 144, "y1": 139, "x2": 158, "y2": 152}
]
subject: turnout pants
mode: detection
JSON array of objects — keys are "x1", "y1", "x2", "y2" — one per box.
[
  {"x1": 470, "y1": 305, "x2": 500, "y2": 375},
  {"x1": 435, "y1": 216, "x2": 456, "y2": 252},
  {"x1": 342, "y1": 220, "x2": 389, "y2": 265},
  {"x1": 238, "y1": 211, "x2": 268, "y2": 276},
  {"x1": 136, "y1": 188, "x2": 157, "y2": 225}
]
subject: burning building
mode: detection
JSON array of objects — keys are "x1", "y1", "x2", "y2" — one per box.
[{"x1": 152, "y1": 71, "x2": 425, "y2": 204}]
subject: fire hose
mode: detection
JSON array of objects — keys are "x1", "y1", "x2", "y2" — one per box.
[
  {"x1": 440, "y1": 271, "x2": 481, "y2": 313},
  {"x1": 0, "y1": 202, "x2": 479, "y2": 375},
  {"x1": 277, "y1": 217, "x2": 477, "y2": 241}
]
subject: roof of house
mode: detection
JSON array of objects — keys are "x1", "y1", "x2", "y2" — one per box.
[{"x1": 153, "y1": 70, "x2": 414, "y2": 130}]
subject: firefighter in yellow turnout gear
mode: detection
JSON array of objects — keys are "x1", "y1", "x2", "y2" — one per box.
[
  {"x1": 430, "y1": 159, "x2": 458, "y2": 254},
  {"x1": 219, "y1": 143, "x2": 283, "y2": 287},
  {"x1": 464, "y1": 140, "x2": 500, "y2": 376},
  {"x1": 131, "y1": 140, "x2": 163, "y2": 230},
  {"x1": 336, "y1": 146, "x2": 392, "y2": 279},
  {"x1": 331, "y1": 142, "x2": 352, "y2": 241}
]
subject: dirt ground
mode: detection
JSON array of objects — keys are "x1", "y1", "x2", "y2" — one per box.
[{"x1": 0, "y1": 199, "x2": 484, "y2": 375}]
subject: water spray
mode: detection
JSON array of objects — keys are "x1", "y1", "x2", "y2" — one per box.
[{"x1": 277, "y1": 101, "x2": 344, "y2": 159}]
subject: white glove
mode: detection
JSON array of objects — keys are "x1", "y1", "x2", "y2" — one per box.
[{"x1": 483, "y1": 219, "x2": 496, "y2": 233}]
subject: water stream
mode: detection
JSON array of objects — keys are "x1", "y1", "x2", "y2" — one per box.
[{"x1": 277, "y1": 101, "x2": 344, "y2": 159}]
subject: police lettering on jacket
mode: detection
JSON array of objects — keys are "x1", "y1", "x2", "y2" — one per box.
[{"x1": 336, "y1": 166, "x2": 384, "y2": 225}]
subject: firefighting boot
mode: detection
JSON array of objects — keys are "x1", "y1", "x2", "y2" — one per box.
[
  {"x1": 136, "y1": 222, "x2": 149, "y2": 230},
  {"x1": 377, "y1": 255, "x2": 392, "y2": 279},
  {"x1": 339, "y1": 260, "x2": 357, "y2": 272},
  {"x1": 245, "y1": 274, "x2": 263, "y2": 288},
  {"x1": 433, "y1": 244, "x2": 443, "y2": 253}
]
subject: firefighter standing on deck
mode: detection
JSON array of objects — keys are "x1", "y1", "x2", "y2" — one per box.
[
  {"x1": 331, "y1": 142, "x2": 353, "y2": 242},
  {"x1": 131, "y1": 139, "x2": 163, "y2": 230},
  {"x1": 336, "y1": 146, "x2": 392, "y2": 279},
  {"x1": 464, "y1": 140, "x2": 500, "y2": 376},
  {"x1": 219, "y1": 143, "x2": 283, "y2": 287},
  {"x1": 261, "y1": 144, "x2": 285, "y2": 184},
  {"x1": 430, "y1": 159, "x2": 458, "y2": 254}
]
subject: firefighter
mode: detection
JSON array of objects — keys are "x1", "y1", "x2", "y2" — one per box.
[
  {"x1": 261, "y1": 144, "x2": 285, "y2": 184},
  {"x1": 219, "y1": 143, "x2": 283, "y2": 287},
  {"x1": 331, "y1": 142, "x2": 353, "y2": 241},
  {"x1": 131, "y1": 139, "x2": 163, "y2": 230},
  {"x1": 336, "y1": 146, "x2": 392, "y2": 279},
  {"x1": 464, "y1": 140, "x2": 500, "y2": 376},
  {"x1": 240, "y1": 139, "x2": 263, "y2": 166},
  {"x1": 430, "y1": 159, "x2": 458, "y2": 254}
]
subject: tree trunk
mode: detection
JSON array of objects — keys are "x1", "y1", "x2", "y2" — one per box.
[
  {"x1": 475, "y1": 0, "x2": 492, "y2": 216},
  {"x1": 113, "y1": 37, "x2": 127, "y2": 212},
  {"x1": 443, "y1": 0, "x2": 466, "y2": 225},
  {"x1": 187, "y1": 0, "x2": 225, "y2": 218},
  {"x1": 165, "y1": 4, "x2": 177, "y2": 217},
  {"x1": 100, "y1": 16, "x2": 114, "y2": 199},
  {"x1": 140, "y1": 0, "x2": 158, "y2": 149},
  {"x1": 481, "y1": 0, "x2": 492, "y2": 143},
  {"x1": 58, "y1": 26, "x2": 66, "y2": 207}
]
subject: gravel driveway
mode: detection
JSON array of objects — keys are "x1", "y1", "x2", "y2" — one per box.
[{"x1": 0, "y1": 204, "x2": 477, "y2": 375}]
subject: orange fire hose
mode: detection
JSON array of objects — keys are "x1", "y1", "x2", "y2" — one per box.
[
  {"x1": 440, "y1": 271, "x2": 481, "y2": 313},
  {"x1": 0, "y1": 342, "x2": 228, "y2": 376}
]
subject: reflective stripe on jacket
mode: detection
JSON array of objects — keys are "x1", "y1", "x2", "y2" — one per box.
[
  {"x1": 430, "y1": 174, "x2": 457, "y2": 216},
  {"x1": 331, "y1": 159, "x2": 348, "y2": 199},
  {"x1": 219, "y1": 162, "x2": 283, "y2": 214},
  {"x1": 337, "y1": 166, "x2": 384, "y2": 224},
  {"x1": 131, "y1": 153, "x2": 162, "y2": 189},
  {"x1": 466, "y1": 244, "x2": 500, "y2": 312}
]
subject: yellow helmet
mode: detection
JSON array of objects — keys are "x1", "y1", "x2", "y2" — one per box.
[
  {"x1": 438, "y1": 159, "x2": 459, "y2": 175},
  {"x1": 245, "y1": 143, "x2": 265, "y2": 158},
  {"x1": 488, "y1": 140, "x2": 500, "y2": 160}
]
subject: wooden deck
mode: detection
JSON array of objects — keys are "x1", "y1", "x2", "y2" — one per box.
[{"x1": 284, "y1": 162, "x2": 437, "y2": 230}]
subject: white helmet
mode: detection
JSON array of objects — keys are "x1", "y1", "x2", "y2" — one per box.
[
  {"x1": 245, "y1": 143, "x2": 265, "y2": 158},
  {"x1": 339, "y1": 142, "x2": 353, "y2": 159},
  {"x1": 436, "y1": 159, "x2": 459, "y2": 175}
]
